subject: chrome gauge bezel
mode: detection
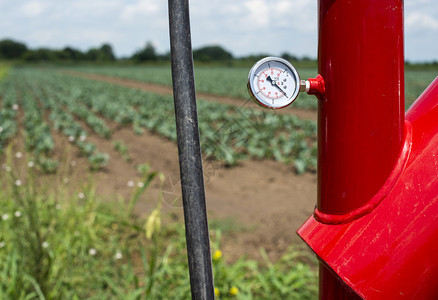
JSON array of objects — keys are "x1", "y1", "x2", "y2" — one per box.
[{"x1": 247, "y1": 57, "x2": 301, "y2": 109}]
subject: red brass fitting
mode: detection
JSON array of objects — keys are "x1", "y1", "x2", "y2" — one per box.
[{"x1": 302, "y1": 74, "x2": 325, "y2": 96}]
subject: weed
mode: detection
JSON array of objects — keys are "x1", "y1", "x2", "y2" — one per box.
[{"x1": 0, "y1": 150, "x2": 317, "y2": 300}]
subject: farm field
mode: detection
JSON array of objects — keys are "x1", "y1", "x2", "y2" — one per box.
[
  {"x1": 1, "y1": 66, "x2": 436, "y2": 256},
  {"x1": 68, "y1": 65, "x2": 438, "y2": 109},
  {"x1": 0, "y1": 67, "x2": 319, "y2": 261},
  {"x1": 67, "y1": 66, "x2": 319, "y2": 110},
  {"x1": 0, "y1": 65, "x2": 436, "y2": 297}
]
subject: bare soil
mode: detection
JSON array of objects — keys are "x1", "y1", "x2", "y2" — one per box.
[
  {"x1": 38, "y1": 72, "x2": 319, "y2": 262},
  {"x1": 90, "y1": 121, "x2": 317, "y2": 262}
]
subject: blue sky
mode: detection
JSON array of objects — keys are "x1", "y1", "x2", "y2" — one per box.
[{"x1": 1, "y1": 0, "x2": 437, "y2": 62}]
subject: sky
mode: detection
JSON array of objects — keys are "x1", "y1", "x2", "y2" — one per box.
[{"x1": 0, "y1": 0, "x2": 437, "y2": 62}]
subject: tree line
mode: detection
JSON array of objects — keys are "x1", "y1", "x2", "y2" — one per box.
[
  {"x1": 0, "y1": 39, "x2": 117, "y2": 63},
  {"x1": 0, "y1": 38, "x2": 317, "y2": 64}
]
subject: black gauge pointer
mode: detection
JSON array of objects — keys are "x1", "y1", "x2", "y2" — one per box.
[{"x1": 267, "y1": 76, "x2": 288, "y2": 97}]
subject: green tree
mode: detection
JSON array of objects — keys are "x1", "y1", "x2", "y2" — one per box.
[
  {"x1": 100, "y1": 43, "x2": 116, "y2": 61},
  {"x1": 85, "y1": 48, "x2": 100, "y2": 61},
  {"x1": 22, "y1": 48, "x2": 56, "y2": 62},
  {"x1": 0, "y1": 39, "x2": 28, "y2": 59},
  {"x1": 84, "y1": 43, "x2": 115, "y2": 62},
  {"x1": 132, "y1": 41, "x2": 157, "y2": 62},
  {"x1": 61, "y1": 46, "x2": 86, "y2": 61},
  {"x1": 281, "y1": 52, "x2": 298, "y2": 62},
  {"x1": 193, "y1": 45, "x2": 233, "y2": 62}
]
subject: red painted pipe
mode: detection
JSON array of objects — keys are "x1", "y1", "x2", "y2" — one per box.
[
  {"x1": 317, "y1": 0, "x2": 405, "y2": 216},
  {"x1": 316, "y1": 0, "x2": 405, "y2": 298}
]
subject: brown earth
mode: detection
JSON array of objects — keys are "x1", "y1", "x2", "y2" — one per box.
[
  {"x1": 89, "y1": 121, "x2": 317, "y2": 262},
  {"x1": 15, "y1": 72, "x2": 318, "y2": 263}
]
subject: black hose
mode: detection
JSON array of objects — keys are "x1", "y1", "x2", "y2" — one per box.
[{"x1": 168, "y1": 0, "x2": 215, "y2": 299}]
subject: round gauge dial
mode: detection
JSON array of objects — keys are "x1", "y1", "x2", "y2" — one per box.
[{"x1": 247, "y1": 57, "x2": 301, "y2": 109}]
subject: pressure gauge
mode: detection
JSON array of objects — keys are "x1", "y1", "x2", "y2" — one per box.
[{"x1": 247, "y1": 57, "x2": 302, "y2": 109}]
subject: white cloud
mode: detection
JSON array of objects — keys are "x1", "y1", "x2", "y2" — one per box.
[
  {"x1": 405, "y1": 12, "x2": 438, "y2": 31},
  {"x1": 187, "y1": 0, "x2": 317, "y2": 57},
  {"x1": 240, "y1": 0, "x2": 315, "y2": 31},
  {"x1": 120, "y1": 0, "x2": 160, "y2": 21},
  {"x1": 244, "y1": 0, "x2": 270, "y2": 28},
  {"x1": 0, "y1": 0, "x2": 436, "y2": 61},
  {"x1": 404, "y1": 1, "x2": 438, "y2": 61},
  {"x1": 19, "y1": 1, "x2": 47, "y2": 17}
]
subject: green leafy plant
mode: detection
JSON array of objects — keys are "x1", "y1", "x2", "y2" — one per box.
[
  {"x1": 37, "y1": 156, "x2": 59, "y2": 173},
  {"x1": 113, "y1": 140, "x2": 131, "y2": 162},
  {"x1": 88, "y1": 152, "x2": 109, "y2": 171}
]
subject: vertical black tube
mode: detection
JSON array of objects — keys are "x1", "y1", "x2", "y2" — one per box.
[{"x1": 168, "y1": 0, "x2": 215, "y2": 299}]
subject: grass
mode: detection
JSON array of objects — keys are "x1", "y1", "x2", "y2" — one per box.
[
  {"x1": 0, "y1": 62, "x2": 11, "y2": 81},
  {"x1": 405, "y1": 69, "x2": 438, "y2": 108},
  {"x1": 0, "y1": 148, "x2": 317, "y2": 299}
]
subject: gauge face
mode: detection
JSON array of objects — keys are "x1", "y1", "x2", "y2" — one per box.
[{"x1": 247, "y1": 57, "x2": 300, "y2": 109}]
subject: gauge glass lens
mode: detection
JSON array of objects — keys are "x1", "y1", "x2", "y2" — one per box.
[{"x1": 247, "y1": 57, "x2": 300, "y2": 109}]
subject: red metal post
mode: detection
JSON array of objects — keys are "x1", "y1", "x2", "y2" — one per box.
[
  {"x1": 316, "y1": 0, "x2": 405, "y2": 297},
  {"x1": 317, "y1": 0, "x2": 405, "y2": 216}
]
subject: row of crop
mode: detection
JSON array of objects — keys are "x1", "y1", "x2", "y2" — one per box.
[
  {"x1": 68, "y1": 66, "x2": 438, "y2": 110},
  {"x1": 0, "y1": 70, "x2": 110, "y2": 172},
  {"x1": 0, "y1": 74, "x2": 59, "y2": 172},
  {"x1": 25, "y1": 73, "x2": 110, "y2": 170},
  {"x1": 67, "y1": 66, "x2": 319, "y2": 110},
  {"x1": 18, "y1": 79, "x2": 60, "y2": 172},
  {"x1": 1, "y1": 68, "x2": 317, "y2": 173},
  {"x1": 26, "y1": 69, "x2": 317, "y2": 173},
  {"x1": 45, "y1": 84, "x2": 111, "y2": 139},
  {"x1": 0, "y1": 81, "x2": 18, "y2": 154}
]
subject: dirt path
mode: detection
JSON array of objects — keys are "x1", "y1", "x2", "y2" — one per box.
[
  {"x1": 62, "y1": 70, "x2": 317, "y2": 121},
  {"x1": 56, "y1": 71, "x2": 318, "y2": 262}
]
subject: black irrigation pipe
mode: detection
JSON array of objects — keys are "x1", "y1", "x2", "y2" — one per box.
[{"x1": 168, "y1": 0, "x2": 215, "y2": 299}]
